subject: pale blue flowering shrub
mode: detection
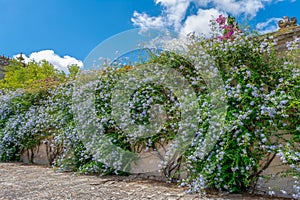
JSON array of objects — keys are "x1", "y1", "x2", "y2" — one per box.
[{"x1": 179, "y1": 17, "x2": 299, "y2": 197}]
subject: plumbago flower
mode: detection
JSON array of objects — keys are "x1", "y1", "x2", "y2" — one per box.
[
  {"x1": 0, "y1": 84, "x2": 73, "y2": 162},
  {"x1": 0, "y1": 89, "x2": 30, "y2": 160},
  {"x1": 0, "y1": 16, "x2": 299, "y2": 197},
  {"x1": 179, "y1": 16, "x2": 299, "y2": 196}
]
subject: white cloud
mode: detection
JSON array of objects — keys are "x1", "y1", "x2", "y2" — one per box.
[
  {"x1": 212, "y1": 0, "x2": 265, "y2": 17},
  {"x1": 155, "y1": 0, "x2": 191, "y2": 31},
  {"x1": 131, "y1": 11, "x2": 165, "y2": 30},
  {"x1": 13, "y1": 50, "x2": 83, "y2": 74},
  {"x1": 132, "y1": 0, "x2": 190, "y2": 31},
  {"x1": 132, "y1": 0, "x2": 284, "y2": 36},
  {"x1": 256, "y1": 17, "x2": 282, "y2": 34},
  {"x1": 180, "y1": 8, "x2": 223, "y2": 36}
]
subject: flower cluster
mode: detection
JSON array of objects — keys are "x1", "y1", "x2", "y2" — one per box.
[
  {"x1": 180, "y1": 16, "x2": 299, "y2": 196},
  {"x1": 216, "y1": 15, "x2": 239, "y2": 40}
]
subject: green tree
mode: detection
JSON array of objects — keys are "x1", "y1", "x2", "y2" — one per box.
[
  {"x1": 0, "y1": 59, "x2": 67, "y2": 90},
  {"x1": 68, "y1": 64, "x2": 80, "y2": 79}
]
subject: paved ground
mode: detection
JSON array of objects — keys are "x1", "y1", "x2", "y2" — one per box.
[{"x1": 0, "y1": 162, "x2": 292, "y2": 200}]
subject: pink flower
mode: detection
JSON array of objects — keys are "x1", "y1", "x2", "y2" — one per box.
[
  {"x1": 216, "y1": 15, "x2": 226, "y2": 25},
  {"x1": 217, "y1": 36, "x2": 224, "y2": 40},
  {"x1": 224, "y1": 30, "x2": 234, "y2": 39}
]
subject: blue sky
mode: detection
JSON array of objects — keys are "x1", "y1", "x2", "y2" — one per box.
[{"x1": 0, "y1": 0, "x2": 299, "y2": 69}]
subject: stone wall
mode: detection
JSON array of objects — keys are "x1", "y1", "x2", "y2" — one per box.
[
  {"x1": 20, "y1": 141, "x2": 62, "y2": 166},
  {"x1": 0, "y1": 65, "x2": 5, "y2": 80},
  {"x1": 258, "y1": 26, "x2": 300, "y2": 198},
  {"x1": 273, "y1": 26, "x2": 300, "y2": 52},
  {"x1": 0, "y1": 55, "x2": 10, "y2": 80},
  {"x1": 272, "y1": 26, "x2": 300, "y2": 66}
]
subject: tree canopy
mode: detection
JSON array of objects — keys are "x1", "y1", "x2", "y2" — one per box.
[{"x1": 0, "y1": 59, "x2": 79, "y2": 91}]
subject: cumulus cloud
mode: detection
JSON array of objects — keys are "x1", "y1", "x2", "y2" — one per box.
[
  {"x1": 132, "y1": 0, "x2": 286, "y2": 36},
  {"x1": 180, "y1": 8, "x2": 222, "y2": 36},
  {"x1": 131, "y1": 11, "x2": 166, "y2": 30},
  {"x1": 13, "y1": 50, "x2": 83, "y2": 74},
  {"x1": 214, "y1": 0, "x2": 265, "y2": 17},
  {"x1": 256, "y1": 17, "x2": 282, "y2": 34},
  {"x1": 155, "y1": 0, "x2": 191, "y2": 31}
]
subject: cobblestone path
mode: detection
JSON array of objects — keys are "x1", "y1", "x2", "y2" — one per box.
[{"x1": 0, "y1": 163, "x2": 290, "y2": 200}]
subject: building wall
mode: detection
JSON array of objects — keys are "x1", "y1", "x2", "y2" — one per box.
[
  {"x1": 273, "y1": 26, "x2": 300, "y2": 64},
  {"x1": 0, "y1": 65, "x2": 5, "y2": 80}
]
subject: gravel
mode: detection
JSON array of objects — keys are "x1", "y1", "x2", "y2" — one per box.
[{"x1": 0, "y1": 162, "x2": 292, "y2": 200}]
